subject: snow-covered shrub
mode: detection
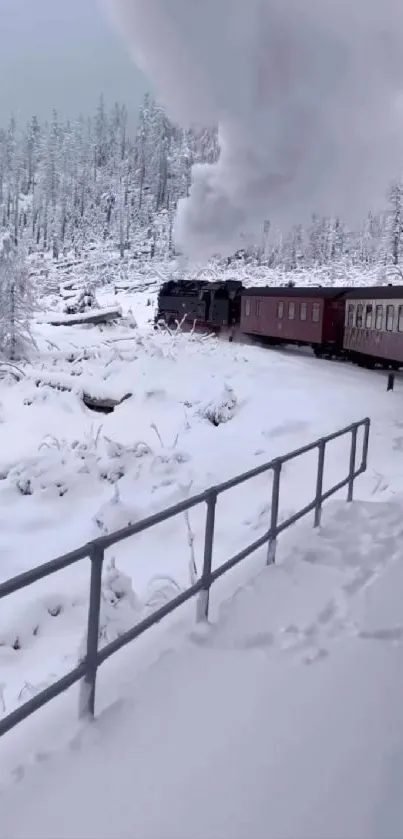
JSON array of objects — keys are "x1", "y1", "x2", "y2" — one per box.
[
  {"x1": 93, "y1": 483, "x2": 143, "y2": 535},
  {"x1": 142, "y1": 324, "x2": 217, "y2": 364},
  {"x1": 150, "y1": 447, "x2": 190, "y2": 478},
  {"x1": 65, "y1": 346, "x2": 95, "y2": 364},
  {"x1": 96, "y1": 438, "x2": 151, "y2": 483},
  {"x1": 97, "y1": 558, "x2": 141, "y2": 644},
  {"x1": 3, "y1": 415, "x2": 193, "y2": 507},
  {"x1": 144, "y1": 575, "x2": 181, "y2": 610},
  {"x1": 198, "y1": 383, "x2": 237, "y2": 426},
  {"x1": 0, "y1": 594, "x2": 70, "y2": 651},
  {"x1": 0, "y1": 621, "x2": 39, "y2": 651},
  {"x1": 63, "y1": 285, "x2": 99, "y2": 315},
  {"x1": 78, "y1": 558, "x2": 141, "y2": 658},
  {"x1": 146, "y1": 423, "x2": 191, "y2": 482},
  {"x1": 23, "y1": 384, "x2": 78, "y2": 410},
  {"x1": 78, "y1": 560, "x2": 184, "y2": 665},
  {"x1": 0, "y1": 361, "x2": 25, "y2": 383},
  {"x1": 120, "y1": 308, "x2": 137, "y2": 329},
  {"x1": 5, "y1": 430, "x2": 151, "y2": 498},
  {"x1": 8, "y1": 457, "x2": 70, "y2": 497}
]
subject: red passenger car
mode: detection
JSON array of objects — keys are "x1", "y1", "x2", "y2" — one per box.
[
  {"x1": 343, "y1": 287, "x2": 403, "y2": 368},
  {"x1": 239, "y1": 287, "x2": 348, "y2": 356}
]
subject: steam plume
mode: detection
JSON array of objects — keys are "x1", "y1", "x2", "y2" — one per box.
[{"x1": 105, "y1": 0, "x2": 403, "y2": 260}]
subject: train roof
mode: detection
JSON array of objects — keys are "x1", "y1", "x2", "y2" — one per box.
[
  {"x1": 343, "y1": 286, "x2": 403, "y2": 299},
  {"x1": 242, "y1": 286, "x2": 349, "y2": 299},
  {"x1": 159, "y1": 278, "x2": 243, "y2": 292}
]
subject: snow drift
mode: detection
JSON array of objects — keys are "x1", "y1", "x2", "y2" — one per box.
[{"x1": 105, "y1": 0, "x2": 403, "y2": 260}]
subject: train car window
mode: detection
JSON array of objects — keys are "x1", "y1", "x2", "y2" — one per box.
[
  {"x1": 277, "y1": 301, "x2": 284, "y2": 319},
  {"x1": 375, "y1": 305, "x2": 383, "y2": 330},
  {"x1": 365, "y1": 305, "x2": 373, "y2": 329},
  {"x1": 288, "y1": 302, "x2": 295, "y2": 319},
  {"x1": 347, "y1": 305, "x2": 354, "y2": 326},
  {"x1": 245, "y1": 300, "x2": 251, "y2": 317},
  {"x1": 256, "y1": 300, "x2": 261, "y2": 317},
  {"x1": 399, "y1": 306, "x2": 403, "y2": 332},
  {"x1": 312, "y1": 303, "x2": 320, "y2": 323},
  {"x1": 300, "y1": 302, "x2": 307, "y2": 321},
  {"x1": 386, "y1": 304, "x2": 395, "y2": 331},
  {"x1": 355, "y1": 305, "x2": 363, "y2": 328}
]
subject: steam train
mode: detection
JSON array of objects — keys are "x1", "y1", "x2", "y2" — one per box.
[
  {"x1": 155, "y1": 278, "x2": 243, "y2": 336},
  {"x1": 155, "y1": 278, "x2": 403, "y2": 369}
]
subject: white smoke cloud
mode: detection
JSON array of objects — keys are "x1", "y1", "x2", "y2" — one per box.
[{"x1": 105, "y1": 0, "x2": 403, "y2": 260}]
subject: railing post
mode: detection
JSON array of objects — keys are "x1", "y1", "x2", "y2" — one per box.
[
  {"x1": 79, "y1": 542, "x2": 104, "y2": 719},
  {"x1": 347, "y1": 425, "x2": 358, "y2": 502},
  {"x1": 267, "y1": 460, "x2": 282, "y2": 565},
  {"x1": 196, "y1": 491, "x2": 217, "y2": 622},
  {"x1": 314, "y1": 440, "x2": 326, "y2": 527},
  {"x1": 361, "y1": 418, "x2": 370, "y2": 472}
]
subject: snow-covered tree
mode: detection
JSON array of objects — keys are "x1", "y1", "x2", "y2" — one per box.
[
  {"x1": 0, "y1": 233, "x2": 36, "y2": 359},
  {"x1": 385, "y1": 181, "x2": 403, "y2": 267}
]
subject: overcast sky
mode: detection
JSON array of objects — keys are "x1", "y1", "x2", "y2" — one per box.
[{"x1": 0, "y1": 0, "x2": 149, "y2": 127}]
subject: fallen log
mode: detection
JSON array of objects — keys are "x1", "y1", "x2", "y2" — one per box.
[
  {"x1": 32, "y1": 374, "x2": 132, "y2": 412},
  {"x1": 114, "y1": 282, "x2": 137, "y2": 292},
  {"x1": 114, "y1": 280, "x2": 157, "y2": 293},
  {"x1": 56, "y1": 261, "x2": 82, "y2": 272},
  {"x1": 82, "y1": 392, "x2": 132, "y2": 413},
  {"x1": 33, "y1": 376, "x2": 70, "y2": 393},
  {"x1": 45, "y1": 307, "x2": 122, "y2": 327},
  {"x1": 60, "y1": 290, "x2": 78, "y2": 300}
]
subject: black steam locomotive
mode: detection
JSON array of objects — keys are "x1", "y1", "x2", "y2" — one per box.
[{"x1": 154, "y1": 278, "x2": 243, "y2": 336}]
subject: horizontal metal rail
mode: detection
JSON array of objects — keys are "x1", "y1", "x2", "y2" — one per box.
[{"x1": 0, "y1": 416, "x2": 370, "y2": 738}]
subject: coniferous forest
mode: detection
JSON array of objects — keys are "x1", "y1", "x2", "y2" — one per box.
[{"x1": 0, "y1": 93, "x2": 402, "y2": 273}]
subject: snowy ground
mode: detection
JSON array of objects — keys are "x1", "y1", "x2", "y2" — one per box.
[
  {"x1": 2, "y1": 497, "x2": 403, "y2": 839},
  {"x1": 29, "y1": 242, "x2": 399, "y2": 296},
  {"x1": 1, "y1": 277, "x2": 403, "y2": 817}
]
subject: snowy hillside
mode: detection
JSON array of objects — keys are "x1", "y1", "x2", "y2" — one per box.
[
  {"x1": 1, "y1": 278, "x2": 403, "y2": 744},
  {"x1": 2, "y1": 494, "x2": 403, "y2": 839}
]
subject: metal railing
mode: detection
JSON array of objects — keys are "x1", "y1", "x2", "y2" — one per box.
[{"x1": 0, "y1": 417, "x2": 370, "y2": 738}]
